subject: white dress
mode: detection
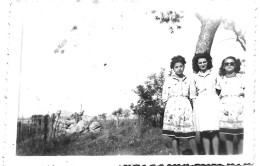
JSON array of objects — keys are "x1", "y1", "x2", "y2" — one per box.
[
  {"x1": 216, "y1": 73, "x2": 245, "y2": 135},
  {"x1": 190, "y1": 70, "x2": 220, "y2": 132},
  {"x1": 162, "y1": 75, "x2": 196, "y2": 138}
]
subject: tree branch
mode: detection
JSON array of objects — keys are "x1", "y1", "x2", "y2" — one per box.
[
  {"x1": 195, "y1": 13, "x2": 204, "y2": 23},
  {"x1": 232, "y1": 26, "x2": 246, "y2": 51}
]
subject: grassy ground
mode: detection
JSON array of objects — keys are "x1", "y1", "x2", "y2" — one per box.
[{"x1": 17, "y1": 119, "x2": 224, "y2": 155}]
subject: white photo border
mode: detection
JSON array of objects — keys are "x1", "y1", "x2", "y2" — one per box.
[{"x1": 3, "y1": 0, "x2": 258, "y2": 166}]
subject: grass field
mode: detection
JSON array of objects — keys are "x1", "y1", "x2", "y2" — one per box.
[{"x1": 16, "y1": 118, "x2": 198, "y2": 156}]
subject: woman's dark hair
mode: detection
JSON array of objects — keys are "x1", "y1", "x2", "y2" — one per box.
[
  {"x1": 170, "y1": 55, "x2": 186, "y2": 69},
  {"x1": 192, "y1": 52, "x2": 213, "y2": 73},
  {"x1": 219, "y1": 56, "x2": 241, "y2": 76}
]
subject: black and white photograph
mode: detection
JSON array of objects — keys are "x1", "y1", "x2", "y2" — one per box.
[{"x1": 1, "y1": 0, "x2": 258, "y2": 165}]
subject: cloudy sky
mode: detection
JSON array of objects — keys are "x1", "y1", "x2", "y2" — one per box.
[{"x1": 14, "y1": 0, "x2": 248, "y2": 117}]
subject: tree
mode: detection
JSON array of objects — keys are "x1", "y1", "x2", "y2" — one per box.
[
  {"x1": 195, "y1": 8, "x2": 246, "y2": 53},
  {"x1": 221, "y1": 19, "x2": 246, "y2": 51},
  {"x1": 98, "y1": 113, "x2": 107, "y2": 128},
  {"x1": 123, "y1": 109, "x2": 131, "y2": 119},
  {"x1": 153, "y1": 3, "x2": 246, "y2": 54},
  {"x1": 195, "y1": 13, "x2": 221, "y2": 54},
  {"x1": 98, "y1": 113, "x2": 107, "y2": 121},
  {"x1": 112, "y1": 108, "x2": 123, "y2": 126},
  {"x1": 131, "y1": 68, "x2": 165, "y2": 127}
]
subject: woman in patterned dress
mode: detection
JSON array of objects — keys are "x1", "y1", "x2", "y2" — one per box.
[
  {"x1": 216, "y1": 56, "x2": 245, "y2": 154},
  {"x1": 191, "y1": 52, "x2": 220, "y2": 155},
  {"x1": 162, "y1": 55, "x2": 198, "y2": 155}
]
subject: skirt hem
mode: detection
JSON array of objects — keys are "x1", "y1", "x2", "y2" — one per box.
[{"x1": 163, "y1": 130, "x2": 196, "y2": 138}]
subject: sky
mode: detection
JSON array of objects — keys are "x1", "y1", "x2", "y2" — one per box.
[{"x1": 15, "y1": 0, "x2": 248, "y2": 118}]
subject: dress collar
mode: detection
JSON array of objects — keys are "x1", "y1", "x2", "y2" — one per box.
[
  {"x1": 172, "y1": 74, "x2": 187, "y2": 82},
  {"x1": 198, "y1": 69, "x2": 211, "y2": 77},
  {"x1": 225, "y1": 72, "x2": 237, "y2": 78}
]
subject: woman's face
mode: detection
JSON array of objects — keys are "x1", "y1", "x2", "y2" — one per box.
[
  {"x1": 173, "y1": 62, "x2": 184, "y2": 76},
  {"x1": 198, "y1": 58, "x2": 208, "y2": 72},
  {"x1": 223, "y1": 58, "x2": 236, "y2": 73}
]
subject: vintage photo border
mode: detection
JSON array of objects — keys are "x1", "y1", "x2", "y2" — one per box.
[{"x1": 1, "y1": 0, "x2": 258, "y2": 165}]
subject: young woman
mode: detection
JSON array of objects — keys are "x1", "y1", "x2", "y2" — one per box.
[
  {"x1": 162, "y1": 55, "x2": 198, "y2": 155},
  {"x1": 216, "y1": 56, "x2": 245, "y2": 155},
  {"x1": 191, "y1": 52, "x2": 220, "y2": 155}
]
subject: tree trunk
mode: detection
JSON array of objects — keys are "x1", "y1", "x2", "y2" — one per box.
[{"x1": 195, "y1": 14, "x2": 221, "y2": 54}]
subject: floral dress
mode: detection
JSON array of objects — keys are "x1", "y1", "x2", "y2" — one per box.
[
  {"x1": 216, "y1": 73, "x2": 245, "y2": 135},
  {"x1": 162, "y1": 75, "x2": 196, "y2": 138},
  {"x1": 190, "y1": 70, "x2": 220, "y2": 132}
]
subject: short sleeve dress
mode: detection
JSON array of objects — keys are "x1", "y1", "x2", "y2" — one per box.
[
  {"x1": 162, "y1": 75, "x2": 196, "y2": 138},
  {"x1": 216, "y1": 73, "x2": 245, "y2": 135},
  {"x1": 190, "y1": 69, "x2": 220, "y2": 132}
]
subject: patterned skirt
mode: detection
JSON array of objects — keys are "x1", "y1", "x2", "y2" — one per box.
[
  {"x1": 219, "y1": 96, "x2": 244, "y2": 135},
  {"x1": 162, "y1": 96, "x2": 195, "y2": 138}
]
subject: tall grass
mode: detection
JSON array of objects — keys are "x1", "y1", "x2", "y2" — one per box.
[{"x1": 16, "y1": 118, "x2": 178, "y2": 155}]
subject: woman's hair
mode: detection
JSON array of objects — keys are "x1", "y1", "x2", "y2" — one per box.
[
  {"x1": 192, "y1": 52, "x2": 213, "y2": 73},
  {"x1": 170, "y1": 55, "x2": 186, "y2": 69},
  {"x1": 219, "y1": 56, "x2": 241, "y2": 76}
]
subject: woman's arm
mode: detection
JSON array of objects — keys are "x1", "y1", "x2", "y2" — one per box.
[
  {"x1": 215, "y1": 76, "x2": 222, "y2": 96},
  {"x1": 189, "y1": 76, "x2": 197, "y2": 100},
  {"x1": 161, "y1": 78, "x2": 169, "y2": 103},
  {"x1": 238, "y1": 73, "x2": 245, "y2": 97}
]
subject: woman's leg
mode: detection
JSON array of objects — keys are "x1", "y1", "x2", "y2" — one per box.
[
  {"x1": 225, "y1": 135, "x2": 234, "y2": 155},
  {"x1": 189, "y1": 137, "x2": 198, "y2": 155},
  {"x1": 212, "y1": 134, "x2": 219, "y2": 155},
  {"x1": 202, "y1": 136, "x2": 210, "y2": 155},
  {"x1": 219, "y1": 133, "x2": 226, "y2": 154},
  {"x1": 195, "y1": 131, "x2": 201, "y2": 144},
  {"x1": 237, "y1": 135, "x2": 243, "y2": 154},
  {"x1": 172, "y1": 138, "x2": 180, "y2": 155}
]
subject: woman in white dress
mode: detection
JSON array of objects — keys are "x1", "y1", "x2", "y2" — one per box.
[
  {"x1": 216, "y1": 56, "x2": 244, "y2": 154},
  {"x1": 162, "y1": 55, "x2": 198, "y2": 155},
  {"x1": 191, "y1": 52, "x2": 220, "y2": 155}
]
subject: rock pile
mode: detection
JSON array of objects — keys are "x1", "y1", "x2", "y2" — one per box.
[{"x1": 52, "y1": 110, "x2": 102, "y2": 137}]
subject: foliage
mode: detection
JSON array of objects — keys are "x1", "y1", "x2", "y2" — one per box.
[
  {"x1": 31, "y1": 114, "x2": 44, "y2": 124},
  {"x1": 16, "y1": 119, "x2": 176, "y2": 155},
  {"x1": 112, "y1": 108, "x2": 124, "y2": 126},
  {"x1": 98, "y1": 113, "x2": 107, "y2": 128},
  {"x1": 131, "y1": 68, "x2": 166, "y2": 127},
  {"x1": 153, "y1": 9, "x2": 245, "y2": 52},
  {"x1": 91, "y1": 116, "x2": 98, "y2": 122},
  {"x1": 152, "y1": 10, "x2": 183, "y2": 34},
  {"x1": 123, "y1": 109, "x2": 131, "y2": 119},
  {"x1": 16, "y1": 118, "x2": 228, "y2": 155},
  {"x1": 112, "y1": 108, "x2": 123, "y2": 117},
  {"x1": 98, "y1": 113, "x2": 107, "y2": 121}
]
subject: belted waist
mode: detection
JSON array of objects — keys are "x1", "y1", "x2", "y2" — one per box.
[
  {"x1": 198, "y1": 89, "x2": 216, "y2": 95},
  {"x1": 221, "y1": 94, "x2": 243, "y2": 98},
  {"x1": 169, "y1": 94, "x2": 188, "y2": 98}
]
